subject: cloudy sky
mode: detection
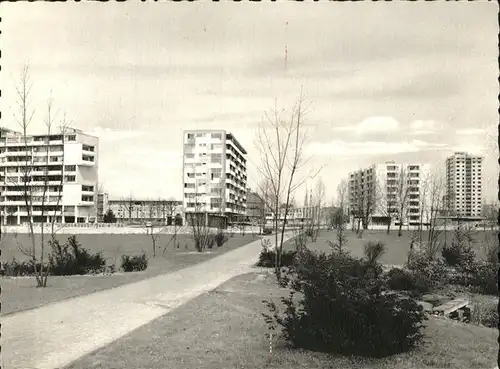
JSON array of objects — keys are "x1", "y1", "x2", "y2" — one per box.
[{"x1": 1, "y1": 2, "x2": 498, "y2": 202}]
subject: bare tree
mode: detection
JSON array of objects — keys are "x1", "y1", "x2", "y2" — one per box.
[
  {"x1": 308, "y1": 178, "x2": 325, "y2": 241},
  {"x1": 186, "y1": 177, "x2": 212, "y2": 252},
  {"x1": 394, "y1": 167, "x2": 414, "y2": 237},
  {"x1": 162, "y1": 198, "x2": 182, "y2": 255},
  {"x1": 255, "y1": 90, "x2": 320, "y2": 278},
  {"x1": 329, "y1": 179, "x2": 348, "y2": 231},
  {"x1": 145, "y1": 221, "x2": 161, "y2": 257},
  {"x1": 418, "y1": 171, "x2": 446, "y2": 259},
  {"x1": 120, "y1": 192, "x2": 135, "y2": 223},
  {"x1": 13, "y1": 66, "x2": 64, "y2": 287},
  {"x1": 352, "y1": 184, "x2": 377, "y2": 233},
  {"x1": 374, "y1": 176, "x2": 394, "y2": 234}
]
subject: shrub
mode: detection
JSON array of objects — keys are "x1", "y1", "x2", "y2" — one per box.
[
  {"x1": 405, "y1": 251, "x2": 448, "y2": 290},
  {"x1": 441, "y1": 226, "x2": 476, "y2": 271},
  {"x1": 208, "y1": 233, "x2": 216, "y2": 249},
  {"x1": 49, "y1": 236, "x2": 107, "y2": 275},
  {"x1": 0, "y1": 258, "x2": 47, "y2": 277},
  {"x1": 262, "y1": 228, "x2": 273, "y2": 235},
  {"x1": 214, "y1": 230, "x2": 229, "y2": 247},
  {"x1": 264, "y1": 247, "x2": 427, "y2": 358},
  {"x1": 294, "y1": 231, "x2": 308, "y2": 250},
  {"x1": 121, "y1": 253, "x2": 148, "y2": 272},
  {"x1": 468, "y1": 261, "x2": 498, "y2": 295},
  {"x1": 257, "y1": 248, "x2": 297, "y2": 268},
  {"x1": 364, "y1": 241, "x2": 386, "y2": 265},
  {"x1": 386, "y1": 268, "x2": 429, "y2": 294},
  {"x1": 471, "y1": 301, "x2": 498, "y2": 328}
]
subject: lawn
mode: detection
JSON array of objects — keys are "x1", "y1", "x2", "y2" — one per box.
[
  {"x1": 1, "y1": 233, "x2": 258, "y2": 315},
  {"x1": 281, "y1": 229, "x2": 495, "y2": 266},
  {"x1": 64, "y1": 270, "x2": 497, "y2": 369}
]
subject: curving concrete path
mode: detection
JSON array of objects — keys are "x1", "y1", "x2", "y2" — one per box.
[{"x1": 1, "y1": 233, "x2": 292, "y2": 369}]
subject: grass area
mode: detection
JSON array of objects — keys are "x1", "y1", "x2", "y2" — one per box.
[
  {"x1": 282, "y1": 229, "x2": 494, "y2": 266},
  {"x1": 64, "y1": 270, "x2": 497, "y2": 369},
  {"x1": 1, "y1": 233, "x2": 257, "y2": 315}
]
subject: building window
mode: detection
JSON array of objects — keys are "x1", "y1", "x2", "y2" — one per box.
[
  {"x1": 82, "y1": 144, "x2": 95, "y2": 152},
  {"x1": 66, "y1": 135, "x2": 76, "y2": 142},
  {"x1": 82, "y1": 155, "x2": 94, "y2": 162},
  {"x1": 82, "y1": 185, "x2": 94, "y2": 192},
  {"x1": 64, "y1": 175, "x2": 76, "y2": 182},
  {"x1": 81, "y1": 195, "x2": 94, "y2": 202},
  {"x1": 65, "y1": 165, "x2": 76, "y2": 172},
  {"x1": 211, "y1": 168, "x2": 222, "y2": 179}
]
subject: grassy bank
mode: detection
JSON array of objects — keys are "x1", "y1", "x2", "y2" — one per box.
[
  {"x1": 1, "y1": 233, "x2": 257, "y2": 315},
  {"x1": 65, "y1": 270, "x2": 497, "y2": 369}
]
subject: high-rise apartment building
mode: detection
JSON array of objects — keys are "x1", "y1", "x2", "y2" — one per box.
[
  {"x1": 183, "y1": 130, "x2": 247, "y2": 225},
  {"x1": 445, "y1": 152, "x2": 483, "y2": 218},
  {"x1": 348, "y1": 162, "x2": 430, "y2": 226},
  {"x1": 0, "y1": 126, "x2": 98, "y2": 225}
]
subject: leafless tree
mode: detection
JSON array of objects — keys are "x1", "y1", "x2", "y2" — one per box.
[
  {"x1": 329, "y1": 179, "x2": 348, "y2": 231},
  {"x1": 12, "y1": 65, "x2": 65, "y2": 287},
  {"x1": 308, "y1": 178, "x2": 325, "y2": 241},
  {"x1": 162, "y1": 197, "x2": 182, "y2": 255},
  {"x1": 120, "y1": 192, "x2": 135, "y2": 223},
  {"x1": 352, "y1": 185, "x2": 377, "y2": 233},
  {"x1": 393, "y1": 167, "x2": 414, "y2": 237},
  {"x1": 145, "y1": 221, "x2": 162, "y2": 257},
  {"x1": 255, "y1": 90, "x2": 320, "y2": 278},
  {"x1": 419, "y1": 171, "x2": 446, "y2": 259},
  {"x1": 186, "y1": 179, "x2": 212, "y2": 252}
]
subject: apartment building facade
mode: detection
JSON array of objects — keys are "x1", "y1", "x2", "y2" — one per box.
[
  {"x1": 97, "y1": 192, "x2": 109, "y2": 222},
  {"x1": 0, "y1": 126, "x2": 98, "y2": 225},
  {"x1": 348, "y1": 162, "x2": 430, "y2": 227},
  {"x1": 445, "y1": 152, "x2": 483, "y2": 218},
  {"x1": 245, "y1": 188, "x2": 265, "y2": 225},
  {"x1": 183, "y1": 130, "x2": 247, "y2": 226},
  {"x1": 108, "y1": 199, "x2": 184, "y2": 225}
]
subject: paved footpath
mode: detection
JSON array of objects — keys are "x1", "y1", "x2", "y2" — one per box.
[{"x1": 1, "y1": 233, "x2": 292, "y2": 369}]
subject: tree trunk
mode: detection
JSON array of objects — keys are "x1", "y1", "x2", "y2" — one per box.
[
  {"x1": 398, "y1": 223, "x2": 403, "y2": 237},
  {"x1": 386, "y1": 217, "x2": 391, "y2": 234}
]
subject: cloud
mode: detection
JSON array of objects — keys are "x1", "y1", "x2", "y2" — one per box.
[
  {"x1": 456, "y1": 128, "x2": 486, "y2": 135},
  {"x1": 307, "y1": 139, "x2": 447, "y2": 157},
  {"x1": 89, "y1": 127, "x2": 149, "y2": 141},
  {"x1": 333, "y1": 117, "x2": 400, "y2": 134},
  {"x1": 409, "y1": 120, "x2": 442, "y2": 135}
]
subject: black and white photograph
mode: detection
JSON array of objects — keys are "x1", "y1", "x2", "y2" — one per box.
[{"x1": 0, "y1": 2, "x2": 498, "y2": 369}]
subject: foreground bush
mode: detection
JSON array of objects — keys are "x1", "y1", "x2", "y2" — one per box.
[
  {"x1": 262, "y1": 228, "x2": 272, "y2": 235},
  {"x1": 121, "y1": 253, "x2": 148, "y2": 272},
  {"x1": 264, "y1": 246, "x2": 426, "y2": 358},
  {"x1": 1, "y1": 258, "x2": 48, "y2": 277},
  {"x1": 214, "y1": 230, "x2": 229, "y2": 247},
  {"x1": 471, "y1": 301, "x2": 498, "y2": 328},
  {"x1": 386, "y1": 267, "x2": 429, "y2": 295},
  {"x1": 406, "y1": 250, "x2": 448, "y2": 289},
  {"x1": 441, "y1": 226, "x2": 476, "y2": 272},
  {"x1": 257, "y1": 248, "x2": 297, "y2": 268},
  {"x1": 49, "y1": 236, "x2": 107, "y2": 275},
  {"x1": 468, "y1": 261, "x2": 498, "y2": 295}
]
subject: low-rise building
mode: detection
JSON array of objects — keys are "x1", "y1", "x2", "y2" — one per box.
[{"x1": 108, "y1": 198, "x2": 184, "y2": 225}]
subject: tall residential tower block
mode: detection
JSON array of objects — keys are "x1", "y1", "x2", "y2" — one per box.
[{"x1": 182, "y1": 130, "x2": 247, "y2": 225}]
